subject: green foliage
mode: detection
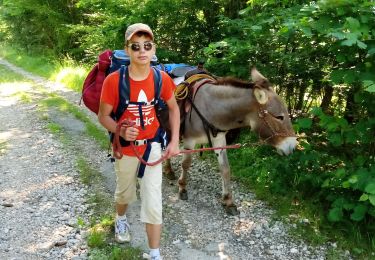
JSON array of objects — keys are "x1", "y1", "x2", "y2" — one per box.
[
  {"x1": 87, "y1": 227, "x2": 107, "y2": 248},
  {"x1": 1, "y1": 0, "x2": 80, "y2": 55},
  {"x1": 0, "y1": 0, "x2": 239, "y2": 63},
  {"x1": 203, "y1": 0, "x2": 375, "y2": 117},
  {"x1": 1, "y1": 0, "x2": 375, "y2": 257},
  {"x1": 89, "y1": 246, "x2": 142, "y2": 260},
  {"x1": 229, "y1": 119, "x2": 375, "y2": 255},
  {"x1": 51, "y1": 63, "x2": 88, "y2": 92}
]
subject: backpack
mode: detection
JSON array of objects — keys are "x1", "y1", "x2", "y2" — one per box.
[
  {"x1": 81, "y1": 49, "x2": 160, "y2": 114},
  {"x1": 81, "y1": 50, "x2": 112, "y2": 114},
  {"x1": 163, "y1": 63, "x2": 196, "y2": 78}
]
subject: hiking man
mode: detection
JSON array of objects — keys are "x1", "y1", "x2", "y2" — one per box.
[{"x1": 98, "y1": 23, "x2": 180, "y2": 260}]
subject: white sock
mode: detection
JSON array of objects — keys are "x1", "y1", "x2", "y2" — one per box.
[
  {"x1": 116, "y1": 214, "x2": 127, "y2": 220},
  {"x1": 149, "y1": 248, "x2": 160, "y2": 258}
]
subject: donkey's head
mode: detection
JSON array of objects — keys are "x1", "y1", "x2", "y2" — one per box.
[{"x1": 249, "y1": 68, "x2": 297, "y2": 155}]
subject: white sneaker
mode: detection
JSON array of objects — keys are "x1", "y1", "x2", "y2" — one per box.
[
  {"x1": 142, "y1": 253, "x2": 163, "y2": 260},
  {"x1": 115, "y1": 217, "x2": 131, "y2": 243}
]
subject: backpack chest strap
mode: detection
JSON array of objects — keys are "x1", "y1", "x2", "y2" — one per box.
[
  {"x1": 128, "y1": 100, "x2": 158, "y2": 130},
  {"x1": 129, "y1": 100, "x2": 157, "y2": 106}
]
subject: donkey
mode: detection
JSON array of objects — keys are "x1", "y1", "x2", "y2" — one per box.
[{"x1": 164, "y1": 68, "x2": 297, "y2": 215}]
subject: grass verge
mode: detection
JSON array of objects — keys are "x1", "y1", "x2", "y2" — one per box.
[
  {"x1": 227, "y1": 129, "x2": 374, "y2": 259},
  {"x1": 38, "y1": 94, "x2": 109, "y2": 149},
  {"x1": 0, "y1": 43, "x2": 88, "y2": 92}
]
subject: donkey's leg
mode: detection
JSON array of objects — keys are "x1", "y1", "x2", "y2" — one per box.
[
  {"x1": 163, "y1": 159, "x2": 177, "y2": 180},
  {"x1": 212, "y1": 135, "x2": 239, "y2": 215},
  {"x1": 178, "y1": 138, "x2": 195, "y2": 200}
]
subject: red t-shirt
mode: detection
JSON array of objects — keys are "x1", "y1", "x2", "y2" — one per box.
[{"x1": 100, "y1": 69, "x2": 176, "y2": 156}]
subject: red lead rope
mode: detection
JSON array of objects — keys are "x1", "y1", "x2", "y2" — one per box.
[{"x1": 112, "y1": 119, "x2": 241, "y2": 166}]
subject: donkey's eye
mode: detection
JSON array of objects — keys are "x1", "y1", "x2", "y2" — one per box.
[{"x1": 276, "y1": 115, "x2": 284, "y2": 121}]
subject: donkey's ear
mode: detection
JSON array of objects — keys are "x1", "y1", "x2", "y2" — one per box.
[
  {"x1": 251, "y1": 67, "x2": 270, "y2": 88},
  {"x1": 254, "y1": 88, "x2": 268, "y2": 104}
]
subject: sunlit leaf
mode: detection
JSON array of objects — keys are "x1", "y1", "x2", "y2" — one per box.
[
  {"x1": 369, "y1": 195, "x2": 375, "y2": 206},
  {"x1": 364, "y1": 80, "x2": 375, "y2": 92},
  {"x1": 330, "y1": 32, "x2": 346, "y2": 40},
  {"x1": 356, "y1": 40, "x2": 367, "y2": 49},
  {"x1": 346, "y1": 17, "x2": 361, "y2": 31},
  {"x1": 251, "y1": 25, "x2": 262, "y2": 31},
  {"x1": 341, "y1": 38, "x2": 356, "y2": 46},
  {"x1": 348, "y1": 175, "x2": 358, "y2": 184},
  {"x1": 365, "y1": 182, "x2": 375, "y2": 194},
  {"x1": 359, "y1": 194, "x2": 368, "y2": 201},
  {"x1": 300, "y1": 27, "x2": 312, "y2": 37},
  {"x1": 368, "y1": 48, "x2": 375, "y2": 55},
  {"x1": 342, "y1": 181, "x2": 351, "y2": 188},
  {"x1": 322, "y1": 179, "x2": 330, "y2": 188}
]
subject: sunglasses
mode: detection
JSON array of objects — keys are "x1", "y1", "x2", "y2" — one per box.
[{"x1": 127, "y1": 42, "x2": 155, "y2": 52}]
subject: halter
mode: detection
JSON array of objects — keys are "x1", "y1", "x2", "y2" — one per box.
[{"x1": 256, "y1": 104, "x2": 296, "y2": 143}]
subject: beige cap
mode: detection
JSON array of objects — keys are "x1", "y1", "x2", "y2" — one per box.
[{"x1": 125, "y1": 23, "x2": 154, "y2": 41}]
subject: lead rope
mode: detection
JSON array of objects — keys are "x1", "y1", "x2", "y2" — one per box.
[{"x1": 112, "y1": 119, "x2": 241, "y2": 166}]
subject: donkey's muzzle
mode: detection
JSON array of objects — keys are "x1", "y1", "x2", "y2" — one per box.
[{"x1": 276, "y1": 137, "x2": 298, "y2": 156}]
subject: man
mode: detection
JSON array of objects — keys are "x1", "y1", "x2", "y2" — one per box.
[{"x1": 98, "y1": 23, "x2": 180, "y2": 260}]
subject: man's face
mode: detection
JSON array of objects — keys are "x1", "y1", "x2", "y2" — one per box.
[{"x1": 125, "y1": 34, "x2": 155, "y2": 66}]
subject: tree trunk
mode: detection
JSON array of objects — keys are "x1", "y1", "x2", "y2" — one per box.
[
  {"x1": 320, "y1": 84, "x2": 334, "y2": 114},
  {"x1": 344, "y1": 83, "x2": 361, "y2": 123},
  {"x1": 224, "y1": 0, "x2": 247, "y2": 19},
  {"x1": 295, "y1": 84, "x2": 307, "y2": 112}
]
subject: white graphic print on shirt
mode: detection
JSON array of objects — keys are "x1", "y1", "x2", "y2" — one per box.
[{"x1": 127, "y1": 90, "x2": 155, "y2": 126}]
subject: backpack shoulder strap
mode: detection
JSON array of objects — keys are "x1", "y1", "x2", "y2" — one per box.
[
  {"x1": 114, "y1": 65, "x2": 130, "y2": 120},
  {"x1": 152, "y1": 67, "x2": 163, "y2": 101},
  {"x1": 114, "y1": 66, "x2": 162, "y2": 121}
]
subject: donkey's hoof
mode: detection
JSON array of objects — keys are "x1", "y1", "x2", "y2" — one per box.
[
  {"x1": 179, "y1": 190, "x2": 188, "y2": 200},
  {"x1": 225, "y1": 205, "x2": 239, "y2": 216},
  {"x1": 164, "y1": 171, "x2": 177, "y2": 180}
]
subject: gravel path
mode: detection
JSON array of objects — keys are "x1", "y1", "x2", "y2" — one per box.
[
  {"x1": 0, "y1": 58, "x2": 348, "y2": 260},
  {"x1": 0, "y1": 61, "x2": 89, "y2": 259}
]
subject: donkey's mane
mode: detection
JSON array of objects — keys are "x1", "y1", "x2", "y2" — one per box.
[{"x1": 214, "y1": 77, "x2": 255, "y2": 89}]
